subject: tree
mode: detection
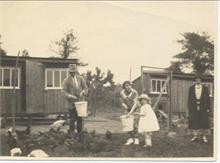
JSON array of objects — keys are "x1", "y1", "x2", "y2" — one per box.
[
  {"x1": 167, "y1": 61, "x2": 182, "y2": 73},
  {"x1": 84, "y1": 67, "x2": 116, "y2": 114},
  {"x1": 168, "y1": 32, "x2": 214, "y2": 75},
  {"x1": 49, "y1": 29, "x2": 79, "y2": 59},
  {"x1": 0, "y1": 35, "x2": 7, "y2": 57}
]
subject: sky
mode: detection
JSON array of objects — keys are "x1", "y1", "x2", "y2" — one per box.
[{"x1": 0, "y1": 1, "x2": 217, "y2": 84}]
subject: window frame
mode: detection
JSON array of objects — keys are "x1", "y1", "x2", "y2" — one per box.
[
  {"x1": 150, "y1": 78, "x2": 168, "y2": 94},
  {"x1": 45, "y1": 68, "x2": 68, "y2": 90},
  {"x1": 0, "y1": 67, "x2": 20, "y2": 89}
]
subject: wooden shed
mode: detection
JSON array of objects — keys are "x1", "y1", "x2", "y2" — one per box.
[
  {"x1": 0, "y1": 56, "x2": 77, "y2": 115},
  {"x1": 132, "y1": 68, "x2": 214, "y2": 115}
]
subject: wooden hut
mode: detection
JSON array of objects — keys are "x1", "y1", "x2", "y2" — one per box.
[
  {"x1": 0, "y1": 56, "x2": 78, "y2": 116},
  {"x1": 132, "y1": 68, "x2": 214, "y2": 116}
]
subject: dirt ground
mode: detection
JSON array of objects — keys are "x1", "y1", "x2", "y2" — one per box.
[{"x1": 0, "y1": 110, "x2": 214, "y2": 158}]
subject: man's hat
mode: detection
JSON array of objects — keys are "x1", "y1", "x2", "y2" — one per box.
[{"x1": 68, "y1": 64, "x2": 78, "y2": 72}]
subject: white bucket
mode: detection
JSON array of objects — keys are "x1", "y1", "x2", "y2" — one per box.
[
  {"x1": 75, "y1": 101, "x2": 88, "y2": 117},
  {"x1": 120, "y1": 115, "x2": 134, "y2": 132}
]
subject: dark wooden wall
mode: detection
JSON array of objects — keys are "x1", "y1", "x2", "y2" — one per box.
[
  {"x1": 132, "y1": 78, "x2": 141, "y2": 94},
  {"x1": 132, "y1": 73, "x2": 213, "y2": 113},
  {"x1": 25, "y1": 60, "x2": 68, "y2": 114},
  {"x1": 44, "y1": 90, "x2": 67, "y2": 113},
  {"x1": 171, "y1": 78, "x2": 194, "y2": 113},
  {"x1": 0, "y1": 62, "x2": 24, "y2": 114},
  {"x1": 1, "y1": 58, "x2": 75, "y2": 115},
  {"x1": 0, "y1": 90, "x2": 22, "y2": 114}
]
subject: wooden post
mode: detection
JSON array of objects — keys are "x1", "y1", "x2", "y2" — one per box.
[
  {"x1": 12, "y1": 51, "x2": 20, "y2": 132},
  {"x1": 28, "y1": 115, "x2": 32, "y2": 127},
  {"x1": 167, "y1": 71, "x2": 173, "y2": 130},
  {"x1": 0, "y1": 54, "x2": 2, "y2": 129}
]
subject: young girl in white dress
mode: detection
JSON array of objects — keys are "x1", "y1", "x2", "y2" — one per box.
[{"x1": 136, "y1": 94, "x2": 160, "y2": 147}]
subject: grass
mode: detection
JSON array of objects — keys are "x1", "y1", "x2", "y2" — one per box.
[
  {"x1": 1, "y1": 130, "x2": 213, "y2": 158},
  {"x1": 0, "y1": 108, "x2": 214, "y2": 158},
  {"x1": 86, "y1": 133, "x2": 213, "y2": 158}
]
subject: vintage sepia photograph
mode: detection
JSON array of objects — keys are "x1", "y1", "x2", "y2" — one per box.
[{"x1": 0, "y1": 1, "x2": 218, "y2": 160}]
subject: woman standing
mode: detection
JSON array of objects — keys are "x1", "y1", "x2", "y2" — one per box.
[
  {"x1": 120, "y1": 81, "x2": 139, "y2": 145},
  {"x1": 188, "y1": 74, "x2": 211, "y2": 143}
]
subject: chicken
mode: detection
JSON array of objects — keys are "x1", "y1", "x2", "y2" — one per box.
[
  {"x1": 7, "y1": 127, "x2": 17, "y2": 150},
  {"x1": 64, "y1": 138, "x2": 85, "y2": 152},
  {"x1": 48, "y1": 130, "x2": 68, "y2": 145},
  {"x1": 67, "y1": 130, "x2": 78, "y2": 140},
  {"x1": 50, "y1": 120, "x2": 66, "y2": 131},
  {"x1": 90, "y1": 130, "x2": 96, "y2": 138},
  {"x1": 105, "y1": 130, "x2": 112, "y2": 140},
  {"x1": 10, "y1": 147, "x2": 22, "y2": 156},
  {"x1": 89, "y1": 136, "x2": 108, "y2": 153},
  {"x1": 15, "y1": 126, "x2": 31, "y2": 140},
  {"x1": 27, "y1": 149, "x2": 49, "y2": 157},
  {"x1": 7, "y1": 127, "x2": 13, "y2": 133},
  {"x1": 78, "y1": 130, "x2": 89, "y2": 142},
  {"x1": 36, "y1": 131, "x2": 58, "y2": 151}
]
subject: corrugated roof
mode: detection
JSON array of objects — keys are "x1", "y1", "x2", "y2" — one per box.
[
  {"x1": 0, "y1": 55, "x2": 78, "y2": 63},
  {"x1": 0, "y1": 56, "x2": 78, "y2": 62},
  {"x1": 132, "y1": 71, "x2": 213, "y2": 83}
]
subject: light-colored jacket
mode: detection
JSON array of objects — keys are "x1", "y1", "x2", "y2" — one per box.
[{"x1": 62, "y1": 75, "x2": 88, "y2": 109}]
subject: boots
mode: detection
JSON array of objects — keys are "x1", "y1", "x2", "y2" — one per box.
[
  {"x1": 144, "y1": 133, "x2": 152, "y2": 147},
  {"x1": 124, "y1": 138, "x2": 139, "y2": 145},
  {"x1": 134, "y1": 138, "x2": 139, "y2": 145},
  {"x1": 202, "y1": 136, "x2": 208, "y2": 143},
  {"x1": 124, "y1": 138, "x2": 134, "y2": 145}
]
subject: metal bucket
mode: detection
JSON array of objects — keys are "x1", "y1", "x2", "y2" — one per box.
[
  {"x1": 120, "y1": 115, "x2": 134, "y2": 132},
  {"x1": 75, "y1": 101, "x2": 88, "y2": 117}
]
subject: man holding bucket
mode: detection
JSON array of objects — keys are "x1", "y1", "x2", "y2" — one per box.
[{"x1": 62, "y1": 64, "x2": 88, "y2": 133}]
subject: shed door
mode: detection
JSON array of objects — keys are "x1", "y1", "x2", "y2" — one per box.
[
  {"x1": 171, "y1": 79, "x2": 193, "y2": 113},
  {"x1": 25, "y1": 60, "x2": 45, "y2": 113}
]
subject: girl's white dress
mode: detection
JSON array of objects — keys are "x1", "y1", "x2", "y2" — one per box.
[{"x1": 138, "y1": 104, "x2": 160, "y2": 133}]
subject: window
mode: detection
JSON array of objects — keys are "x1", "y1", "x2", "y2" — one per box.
[
  {"x1": 203, "y1": 82, "x2": 213, "y2": 97},
  {"x1": 45, "y1": 68, "x2": 68, "y2": 89},
  {"x1": 0, "y1": 67, "x2": 20, "y2": 89},
  {"x1": 151, "y1": 79, "x2": 168, "y2": 94},
  {"x1": 54, "y1": 70, "x2": 60, "y2": 87},
  {"x1": 46, "y1": 70, "x2": 53, "y2": 87}
]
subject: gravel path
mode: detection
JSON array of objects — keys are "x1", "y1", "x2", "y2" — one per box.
[{"x1": 1, "y1": 111, "x2": 124, "y2": 134}]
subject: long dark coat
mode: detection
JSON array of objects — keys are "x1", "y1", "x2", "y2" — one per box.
[{"x1": 188, "y1": 84, "x2": 211, "y2": 129}]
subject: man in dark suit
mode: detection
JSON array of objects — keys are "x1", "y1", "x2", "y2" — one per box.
[
  {"x1": 62, "y1": 64, "x2": 88, "y2": 133},
  {"x1": 188, "y1": 74, "x2": 211, "y2": 143}
]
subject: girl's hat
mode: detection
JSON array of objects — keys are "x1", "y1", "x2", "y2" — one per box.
[{"x1": 138, "y1": 94, "x2": 151, "y2": 101}]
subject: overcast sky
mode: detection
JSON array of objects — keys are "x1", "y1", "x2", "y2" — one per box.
[{"x1": 0, "y1": 1, "x2": 217, "y2": 83}]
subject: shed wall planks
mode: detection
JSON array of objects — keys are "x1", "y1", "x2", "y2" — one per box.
[
  {"x1": 0, "y1": 90, "x2": 21, "y2": 114},
  {"x1": 25, "y1": 60, "x2": 45, "y2": 113}
]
